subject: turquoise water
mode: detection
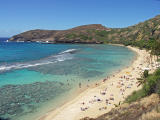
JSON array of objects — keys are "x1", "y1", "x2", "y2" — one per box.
[{"x1": 0, "y1": 40, "x2": 135, "y2": 120}]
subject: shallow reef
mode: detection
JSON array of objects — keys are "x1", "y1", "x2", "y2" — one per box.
[{"x1": 0, "y1": 81, "x2": 70, "y2": 119}]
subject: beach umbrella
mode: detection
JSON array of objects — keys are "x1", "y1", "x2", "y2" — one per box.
[{"x1": 126, "y1": 72, "x2": 130, "y2": 74}]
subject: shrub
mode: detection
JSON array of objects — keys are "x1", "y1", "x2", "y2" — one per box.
[
  {"x1": 79, "y1": 34, "x2": 88, "y2": 40},
  {"x1": 143, "y1": 70, "x2": 149, "y2": 78},
  {"x1": 125, "y1": 89, "x2": 146, "y2": 103},
  {"x1": 66, "y1": 33, "x2": 77, "y2": 39},
  {"x1": 143, "y1": 75, "x2": 157, "y2": 95},
  {"x1": 155, "y1": 69, "x2": 160, "y2": 76},
  {"x1": 95, "y1": 30, "x2": 108, "y2": 37}
]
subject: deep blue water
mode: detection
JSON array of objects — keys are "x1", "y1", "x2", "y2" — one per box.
[
  {"x1": 0, "y1": 37, "x2": 9, "y2": 42},
  {"x1": 0, "y1": 38, "x2": 135, "y2": 120}
]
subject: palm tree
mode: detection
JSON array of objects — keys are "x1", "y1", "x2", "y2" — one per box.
[{"x1": 137, "y1": 70, "x2": 149, "y2": 87}]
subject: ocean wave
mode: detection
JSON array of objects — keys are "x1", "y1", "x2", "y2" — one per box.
[
  {"x1": 0, "y1": 49, "x2": 77, "y2": 72},
  {"x1": 59, "y1": 49, "x2": 77, "y2": 54}
]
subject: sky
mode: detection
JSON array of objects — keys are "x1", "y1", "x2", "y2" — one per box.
[{"x1": 0, "y1": 0, "x2": 160, "y2": 37}]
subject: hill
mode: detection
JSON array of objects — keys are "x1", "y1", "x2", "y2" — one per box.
[
  {"x1": 9, "y1": 24, "x2": 109, "y2": 43},
  {"x1": 9, "y1": 15, "x2": 160, "y2": 44}
]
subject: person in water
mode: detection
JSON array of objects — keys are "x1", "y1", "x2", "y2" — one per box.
[{"x1": 79, "y1": 82, "x2": 81, "y2": 88}]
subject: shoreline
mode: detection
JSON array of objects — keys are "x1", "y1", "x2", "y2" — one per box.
[{"x1": 38, "y1": 46, "x2": 156, "y2": 120}]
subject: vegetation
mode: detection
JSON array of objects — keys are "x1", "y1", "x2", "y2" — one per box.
[
  {"x1": 63, "y1": 15, "x2": 160, "y2": 53},
  {"x1": 136, "y1": 70, "x2": 149, "y2": 87},
  {"x1": 95, "y1": 30, "x2": 108, "y2": 37},
  {"x1": 126, "y1": 68, "x2": 160, "y2": 103},
  {"x1": 10, "y1": 15, "x2": 160, "y2": 46},
  {"x1": 66, "y1": 33, "x2": 77, "y2": 39},
  {"x1": 150, "y1": 40, "x2": 160, "y2": 60}
]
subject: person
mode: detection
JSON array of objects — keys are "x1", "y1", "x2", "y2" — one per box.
[
  {"x1": 79, "y1": 82, "x2": 81, "y2": 88},
  {"x1": 103, "y1": 79, "x2": 105, "y2": 82}
]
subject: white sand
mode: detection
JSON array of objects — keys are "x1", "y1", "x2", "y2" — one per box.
[{"x1": 38, "y1": 46, "x2": 157, "y2": 120}]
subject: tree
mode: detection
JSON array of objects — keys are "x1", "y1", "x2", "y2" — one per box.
[{"x1": 137, "y1": 70, "x2": 149, "y2": 87}]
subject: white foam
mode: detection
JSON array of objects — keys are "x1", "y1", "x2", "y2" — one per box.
[
  {"x1": 59, "y1": 49, "x2": 77, "y2": 54},
  {"x1": 0, "y1": 49, "x2": 77, "y2": 72}
]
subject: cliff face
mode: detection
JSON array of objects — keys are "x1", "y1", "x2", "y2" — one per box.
[{"x1": 9, "y1": 15, "x2": 160, "y2": 44}]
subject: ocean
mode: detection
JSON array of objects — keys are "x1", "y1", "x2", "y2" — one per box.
[{"x1": 0, "y1": 38, "x2": 135, "y2": 120}]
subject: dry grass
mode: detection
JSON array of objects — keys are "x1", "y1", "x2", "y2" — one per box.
[
  {"x1": 81, "y1": 94, "x2": 160, "y2": 120},
  {"x1": 140, "y1": 105, "x2": 160, "y2": 120}
]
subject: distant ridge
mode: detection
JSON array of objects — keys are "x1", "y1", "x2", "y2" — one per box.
[{"x1": 9, "y1": 15, "x2": 160, "y2": 44}]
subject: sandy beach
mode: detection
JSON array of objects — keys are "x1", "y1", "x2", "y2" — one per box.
[{"x1": 38, "y1": 46, "x2": 157, "y2": 120}]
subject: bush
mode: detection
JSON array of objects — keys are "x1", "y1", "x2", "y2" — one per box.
[
  {"x1": 144, "y1": 69, "x2": 160, "y2": 95},
  {"x1": 125, "y1": 89, "x2": 146, "y2": 103},
  {"x1": 80, "y1": 35, "x2": 88, "y2": 40},
  {"x1": 66, "y1": 33, "x2": 77, "y2": 39},
  {"x1": 95, "y1": 30, "x2": 108, "y2": 37},
  {"x1": 143, "y1": 75, "x2": 157, "y2": 95},
  {"x1": 143, "y1": 70, "x2": 149, "y2": 78},
  {"x1": 155, "y1": 69, "x2": 160, "y2": 76}
]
